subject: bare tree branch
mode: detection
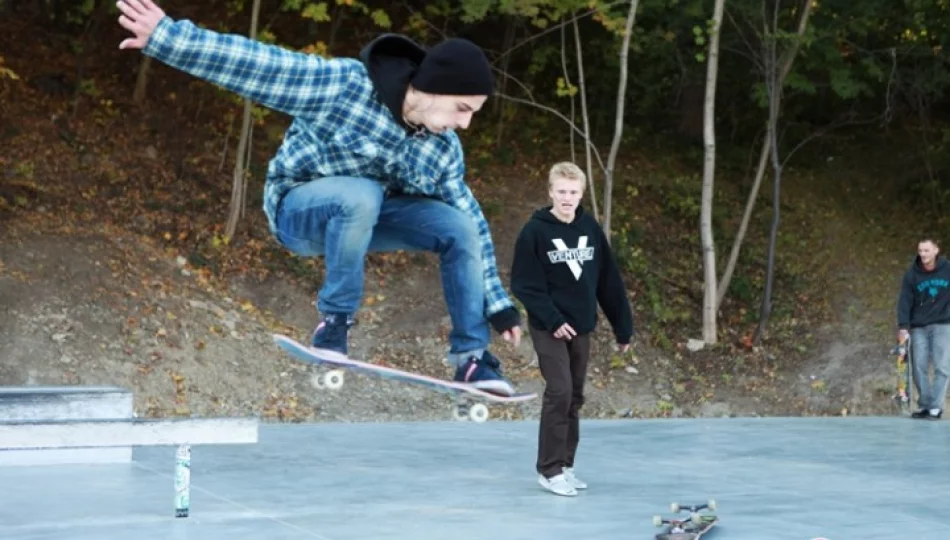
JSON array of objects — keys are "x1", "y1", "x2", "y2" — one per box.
[
  {"x1": 494, "y1": 92, "x2": 608, "y2": 175},
  {"x1": 491, "y1": 66, "x2": 539, "y2": 104},
  {"x1": 602, "y1": 0, "x2": 641, "y2": 243},
  {"x1": 490, "y1": 0, "x2": 631, "y2": 66},
  {"x1": 780, "y1": 111, "x2": 883, "y2": 169},
  {"x1": 573, "y1": 16, "x2": 599, "y2": 221},
  {"x1": 400, "y1": 2, "x2": 447, "y2": 40},
  {"x1": 225, "y1": 0, "x2": 261, "y2": 240},
  {"x1": 724, "y1": 7, "x2": 763, "y2": 71},
  {"x1": 560, "y1": 19, "x2": 576, "y2": 163}
]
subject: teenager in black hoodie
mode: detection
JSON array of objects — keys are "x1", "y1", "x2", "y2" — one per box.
[
  {"x1": 511, "y1": 162, "x2": 634, "y2": 496},
  {"x1": 897, "y1": 238, "x2": 950, "y2": 419}
]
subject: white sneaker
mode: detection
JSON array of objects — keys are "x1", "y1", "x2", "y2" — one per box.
[
  {"x1": 563, "y1": 467, "x2": 587, "y2": 490},
  {"x1": 538, "y1": 473, "x2": 578, "y2": 496}
]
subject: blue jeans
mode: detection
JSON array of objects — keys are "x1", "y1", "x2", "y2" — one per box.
[
  {"x1": 273, "y1": 176, "x2": 489, "y2": 364},
  {"x1": 910, "y1": 323, "x2": 950, "y2": 410}
]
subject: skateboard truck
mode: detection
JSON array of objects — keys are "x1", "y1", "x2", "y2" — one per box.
[
  {"x1": 653, "y1": 499, "x2": 718, "y2": 539},
  {"x1": 312, "y1": 369, "x2": 345, "y2": 390},
  {"x1": 452, "y1": 398, "x2": 490, "y2": 423}
]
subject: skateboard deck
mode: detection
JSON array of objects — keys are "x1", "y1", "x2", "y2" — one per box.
[
  {"x1": 653, "y1": 499, "x2": 718, "y2": 540},
  {"x1": 273, "y1": 334, "x2": 537, "y2": 422},
  {"x1": 891, "y1": 334, "x2": 914, "y2": 416}
]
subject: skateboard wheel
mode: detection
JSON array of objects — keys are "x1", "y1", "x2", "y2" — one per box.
[
  {"x1": 707, "y1": 499, "x2": 716, "y2": 511},
  {"x1": 469, "y1": 403, "x2": 489, "y2": 423},
  {"x1": 324, "y1": 370, "x2": 344, "y2": 390},
  {"x1": 670, "y1": 503, "x2": 680, "y2": 513},
  {"x1": 652, "y1": 515, "x2": 663, "y2": 527},
  {"x1": 453, "y1": 405, "x2": 469, "y2": 421}
]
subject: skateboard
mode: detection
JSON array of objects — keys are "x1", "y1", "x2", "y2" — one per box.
[
  {"x1": 653, "y1": 499, "x2": 718, "y2": 540},
  {"x1": 891, "y1": 334, "x2": 913, "y2": 415},
  {"x1": 272, "y1": 334, "x2": 537, "y2": 423}
]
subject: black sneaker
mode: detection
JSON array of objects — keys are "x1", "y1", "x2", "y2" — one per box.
[
  {"x1": 310, "y1": 313, "x2": 354, "y2": 357},
  {"x1": 453, "y1": 351, "x2": 516, "y2": 396},
  {"x1": 911, "y1": 408, "x2": 930, "y2": 419}
]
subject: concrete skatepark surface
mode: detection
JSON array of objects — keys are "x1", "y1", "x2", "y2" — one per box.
[{"x1": 1, "y1": 416, "x2": 945, "y2": 539}]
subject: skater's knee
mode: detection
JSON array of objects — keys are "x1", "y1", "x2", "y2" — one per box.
[
  {"x1": 439, "y1": 208, "x2": 479, "y2": 252},
  {"x1": 334, "y1": 186, "x2": 383, "y2": 224},
  {"x1": 305, "y1": 177, "x2": 383, "y2": 219},
  {"x1": 278, "y1": 176, "x2": 383, "y2": 235}
]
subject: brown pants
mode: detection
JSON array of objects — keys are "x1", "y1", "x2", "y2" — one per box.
[{"x1": 529, "y1": 326, "x2": 591, "y2": 479}]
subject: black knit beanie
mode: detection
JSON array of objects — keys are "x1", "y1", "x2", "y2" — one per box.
[{"x1": 410, "y1": 38, "x2": 494, "y2": 96}]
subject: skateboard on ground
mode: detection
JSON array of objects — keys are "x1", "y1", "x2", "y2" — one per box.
[
  {"x1": 653, "y1": 499, "x2": 718, "y2": 540},
  {"x1": 272, "y1": 334, "x2": 537, "y2": 423},
  {"x1": 891, "y1": 334, "x2": 914, "y2": 415}
]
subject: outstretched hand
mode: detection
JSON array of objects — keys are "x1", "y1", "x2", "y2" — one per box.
[{"x1": 117, "y1": 0, "x2": 166, "y2": 50}]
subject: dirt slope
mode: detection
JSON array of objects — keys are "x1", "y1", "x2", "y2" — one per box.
[
  {"x1": 0, "y1": 162, "x2": 915, "y2": 423},
  {"x1": 0, "y1": 10, "x2": 920, "y2": 421}
]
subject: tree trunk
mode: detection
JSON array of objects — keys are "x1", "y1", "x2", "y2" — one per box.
[
  {"x1": 715, "y1": 0, "x2": 813, "y2": 311},
  {"x1": 560, "y1": 18, "x2": 576, "y2": 162},
  {"x1": 603, "y1": 0, "x2": 640, "y2": 243},
  {"x1": 495, "y1": 17, "x2": 516, "y2": 148},
  {"x1": 573, "y1": 17, "x2": 598, "y2": 221},
  {"x1": 224, "y1": 0, "x2": 261, "y2": 241},
  {"x1": 755, "y1": 103, "x2": 782, "y2": 344},
  {"x1": 754, "y1": 0, "x2": 784, "y2": 344},
  {"x1": 133, "y1": 56, "x2": 151, "y2": 104},
  {"x1": 717, "y1": 135, "x2": 769, "y2": 309},
  {"x1": 701, "y1": 0, "x2": 726, "y2": 344}
]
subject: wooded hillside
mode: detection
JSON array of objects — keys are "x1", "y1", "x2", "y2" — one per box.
[{"x1": 0, "y1": 0, "x2": 947, "y2": 419}]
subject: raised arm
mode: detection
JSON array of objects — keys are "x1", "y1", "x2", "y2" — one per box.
[{"x1": 118, "y1": 0, "x2": 352, "y2": 118}]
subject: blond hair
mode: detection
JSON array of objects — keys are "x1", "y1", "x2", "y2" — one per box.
[{"x1": 548, "y1": 162, "x2": 587, "y2": 189}]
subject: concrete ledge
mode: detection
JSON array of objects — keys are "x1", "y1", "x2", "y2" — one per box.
[
  {"x1": 0, "y1": 417, "x2": 260, "y2": 450},
  {"x1": 0, "y1": 386, "x2": 133, "y2": 421},
  {"x1": 0, "y1": 386, "x2": 137, "y2": 466}
]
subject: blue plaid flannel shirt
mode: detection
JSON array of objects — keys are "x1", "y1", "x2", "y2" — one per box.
[{"x1": 142, "y1": 17, "x2": 515, "y2": 318}]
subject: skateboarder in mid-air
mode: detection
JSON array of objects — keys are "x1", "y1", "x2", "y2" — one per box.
[
  {"x1": 510, "y1": 162, "x2": 634, "y2": 496},
  {"x1": 897, "y1": 238, "x2": 950, "y2": 419},
  {"x1": 116, "y1": 0, "x2": 524, "y2": 396}
]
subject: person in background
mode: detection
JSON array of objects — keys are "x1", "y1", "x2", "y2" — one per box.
[
  {"x1": 510, "y1": 162, "x2": 634, "y2": 496},
  {"x1": 897, "y1": 238, "x2": 950, "y2": 419}
]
